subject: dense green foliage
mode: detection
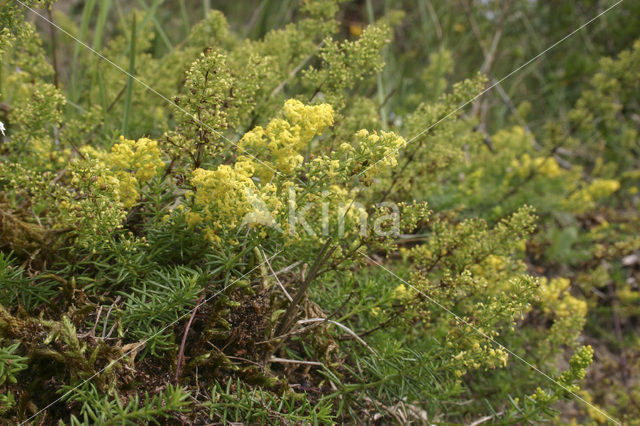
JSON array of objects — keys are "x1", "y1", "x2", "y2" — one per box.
[{"x1": 0, "y1": 0, "x2": 638, "y2": 424}]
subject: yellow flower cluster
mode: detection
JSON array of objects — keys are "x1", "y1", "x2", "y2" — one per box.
[
  {"x1": 190, "y1": 165, "x2": 254, "y2": 242},
  {"x1": 530, "y1": 346, "x2": 593, "y2": 405},
  {"x1": 452, "y1": 340, "x2": 509, "y2": 378},
  {"x1": 392, "y1": 283, "x2": 410, "y2": 300},
  {"x1": 352, "y1": 129, "x2": 406, "y2": 179},
  {"x1": 81, "y1": 136, "x2": 165, "y2": 207},
  {"x1": 492, "y1": 126, "x2": 534, "y2": 152},
  {"x1": 566, "y1": 178, "x2": 620, "y2": 213},
  {"x1": 283, "y1": 99, "x2": 335, "y2": 144},
  {"x1": 109, "y1": 136, "x2": 165, "y2": 182},
  {"x1": 186, "y1": 99, "x2": 410, "y2": 244},
  {"x1": 484, "y1": 254, "x2": 505, "y2": 271},
  {"x1": 539, "y1": 277, "x2": 586, "y2": 318},
  {"x1": 62, "y1": 159, "x2": 128, "y2": 247},
  {"x1": 237, "y1": 99, "x2": 334, "y2": 179},
  {"x1": 510, "y1": 154, "x2": 563, "y2": 179},
  {"x1": 537, "y1": 277, "x2": 587, "y2": 350},
  {"x1": 189, "y1": 164, "x2": 284, "y2": 243}
]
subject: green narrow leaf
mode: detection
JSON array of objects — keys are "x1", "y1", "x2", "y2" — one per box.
[
  {"x1": 178, "y1": 0, "x2": 190, "y2": 38},
  {"x1": 122, "y1": 14, "x2": 136, "y2": 135},
  {"x1": 135, "y1": 0, "x2": 174, "y2": 52},
  {"x1": 90, "y1": 0, "x2": 111, "y2": 115},
  {"x1": 97, "y1": 64, "x2": 107, "y2": 117},
  {"x1": 366, "y1": 0, "x2": 388, "y2": 130},
  {"x1": 70, "y1": 0, "x2": 97, "y2": 102},
  {"x1": 92, "y1": 0, "x2": 112, "y2": 51}
]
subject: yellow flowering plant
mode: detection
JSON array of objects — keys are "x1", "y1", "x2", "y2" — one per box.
[{"x1": 1, "y1": 0, "x2": 638, "y2": 424}]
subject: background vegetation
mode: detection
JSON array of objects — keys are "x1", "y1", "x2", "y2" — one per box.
[{"x1": 0, "y1": 0, "x2": 639, "y2": 424}]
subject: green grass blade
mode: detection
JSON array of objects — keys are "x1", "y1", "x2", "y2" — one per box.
[
  {"x1": 70, "y1": 0, "x2": 97, "y2": 103},
  {"x1": 366, "y1": 0, "x2": 388, "y2": 130},
  {"x1": 97, "y1": 64, "x2": 107, "y2": 117},
  {"x1": 178, "y1": 0, "x2": 190, "y2": 39},
  {"x1": 90, "y1": 0, "x2": 111, "y2": 115},
  {"x1": 117, "y1": 0, "x2": 168, "y2": 60},
  {"x1": 135, "y1": 0, "x2": 173, "y2": 52},
  {"x1": 121, "y1": 14, "x2": 136, "y2": 135},
  {"x1": 92, "y1": 0, "x2": 112, "y2": 50}
]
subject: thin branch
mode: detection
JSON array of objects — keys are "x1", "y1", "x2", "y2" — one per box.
[
  {"x1": 379, "y1": 87, "x2": 398, "y2": 110},
  {"x1": 464, "y1": 0, "x2": 512, "y2": 124},
  {"x1": 101, "y1": 296, "x2": 120, "y2": 339},
  {"x1": 268, "y1": 357, "x2": 324, "y2": 367},
  {"x1": 270, "y1": 43, "x2": 323, "y2": 98},
  {"x1": 174, "y1": 287, "x2": 207, "y2": 383},
  {"x1": 255, "y1": 322, "x2": 323, "y2": 346},
  {"x1": 469, "y1": 411, "x2": 504, "y2": 426},
  {"x1": 272, "y1": 261, "x2": 302, "y2": 277},
  {"x1": 274, "y1": 238, "x2": 335, "y2": 337}
]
